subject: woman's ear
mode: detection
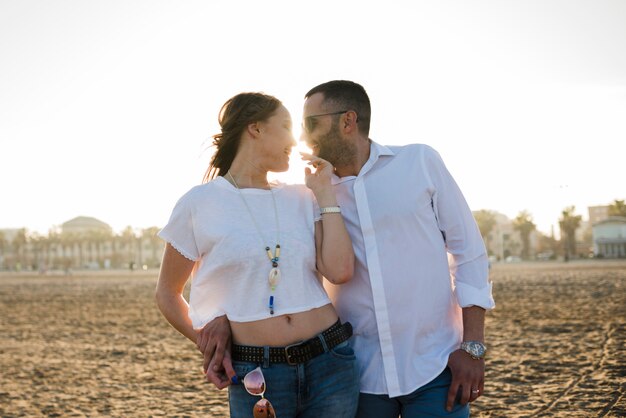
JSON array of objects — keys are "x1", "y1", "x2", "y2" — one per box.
[{"x1": 247, "y1": 122, "x2": 261, "y2": 138}]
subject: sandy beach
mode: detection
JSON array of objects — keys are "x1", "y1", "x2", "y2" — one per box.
[{"x1": 1, "y1": 261, "x2": 624, "y2": 417}]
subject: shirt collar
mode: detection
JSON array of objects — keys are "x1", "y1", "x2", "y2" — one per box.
[{"x1": 331, "y1": 140, "x2": 395, "y2": 185}]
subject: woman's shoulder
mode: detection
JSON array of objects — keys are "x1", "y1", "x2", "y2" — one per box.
[{"x1": 175, "y1": 179, "x2": 226, "y2": 205}]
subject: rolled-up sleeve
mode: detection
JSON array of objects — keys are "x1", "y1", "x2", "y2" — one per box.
[{"x1": 425, "y1": 146, "x2": 495, "y2": 310}]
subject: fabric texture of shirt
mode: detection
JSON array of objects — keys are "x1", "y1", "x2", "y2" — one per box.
[
  {"x1": 323, "y1": 141, "x2": 495, "y2": 397},
  {"x1": 159, "y1": 177, "x2": 330, "y2": 328}
]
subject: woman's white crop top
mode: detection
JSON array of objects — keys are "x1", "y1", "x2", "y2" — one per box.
[{"x1": 159, "y1": 176, "x2": 330, "y2": 329}]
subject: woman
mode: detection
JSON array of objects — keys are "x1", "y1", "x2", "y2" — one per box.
[{"x1": 155, "y1": 92, "x2": 359, "y2": 418}]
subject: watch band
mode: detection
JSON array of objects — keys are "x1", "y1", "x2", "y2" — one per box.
[{"x1": 320, "y1": 206, "x2": 341, "y2": 215}]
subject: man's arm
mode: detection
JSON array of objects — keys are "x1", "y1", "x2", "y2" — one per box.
[
  {"x1": 446, "y1": 306, "x2": 486, "y2": 412},
  {"x1": 422, "y1": 145, "x2": 493, "y2": 410}
]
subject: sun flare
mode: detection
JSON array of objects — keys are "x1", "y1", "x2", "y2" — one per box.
[{"x1": 270, "y1": 130, "x2": 313, "y2": 185}]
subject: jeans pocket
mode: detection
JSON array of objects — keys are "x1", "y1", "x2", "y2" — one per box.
[
  {"x1": 232, "y1": 361, "x2": 259, "y2": 380},
  {"x1": 330, "y1": 340, "x2": 356, "y2": 360}
]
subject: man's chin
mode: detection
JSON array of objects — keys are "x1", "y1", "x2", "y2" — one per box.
[{"x1": 317, "y1": 150, "x2": 335, "y2": 165}]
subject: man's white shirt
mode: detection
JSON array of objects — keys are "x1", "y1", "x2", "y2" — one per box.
[{"x1": 323, "y1": 141, "x2": 495, "y2": 397}]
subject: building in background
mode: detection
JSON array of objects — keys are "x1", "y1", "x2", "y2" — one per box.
[
  {"x1": 0, "y1": 229, "x2": 22, "y2": 270},
  {"x1": 477, "y1": 211, "x2": 538, "y2": 262},
  {"x1": 592, "y1": 216, "x2": 626, "y2": 258},
  {"x1": 0, "y1": 217, "x2": 163, "y2": 271},
  {"x1": 61, "y1": 216, "x2": 113, "y2": 236}
]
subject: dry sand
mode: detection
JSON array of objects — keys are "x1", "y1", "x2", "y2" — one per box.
[{"x1": 1, "y1": 261, "x2": 624, "y2": 417}]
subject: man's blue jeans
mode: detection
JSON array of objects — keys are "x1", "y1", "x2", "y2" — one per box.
[
  {"x1": 228, "y1": 341, "x2": 360, "y2": 418},
  {"x1": 356, "y1": 368, "x2": 470, "y2": 418}
]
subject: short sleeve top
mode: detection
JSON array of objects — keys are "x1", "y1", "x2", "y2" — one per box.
[{"x1": 159, "y1": 177, "x2": 329, "y2": 328}]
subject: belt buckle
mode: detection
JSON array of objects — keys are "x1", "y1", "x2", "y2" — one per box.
[{"x1": 284, "y1": 342, "x2": 302, "y2": 365}]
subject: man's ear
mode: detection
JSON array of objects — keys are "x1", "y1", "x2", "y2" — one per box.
[{"x1": 343, "y1": 110, "x2": 358, "y2": 133}]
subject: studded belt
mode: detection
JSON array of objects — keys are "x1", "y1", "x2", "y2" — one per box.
[{"x1": 232, "y1": 320, "x2": 352, "y2": 365}]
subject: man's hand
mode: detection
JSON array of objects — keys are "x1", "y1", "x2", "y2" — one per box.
[
  {"x1": 196, "y1": 315, "x2": 236, "y2": 389},
  {"x1": 446, "y1": 349, "x2": 484, "y2": 412}
]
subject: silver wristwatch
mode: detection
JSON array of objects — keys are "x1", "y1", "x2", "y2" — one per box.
[{"x1": 460, "y1": 341, "x2": 487, "y2": 360}]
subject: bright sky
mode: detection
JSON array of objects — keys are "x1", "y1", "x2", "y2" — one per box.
[{"x1": 1, "y1": 0, "x2": 625, "y2": 236}]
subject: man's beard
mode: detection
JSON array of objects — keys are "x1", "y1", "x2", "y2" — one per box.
[{"x1": 316, "y1": 119, "x2": 357, "y2": 168}]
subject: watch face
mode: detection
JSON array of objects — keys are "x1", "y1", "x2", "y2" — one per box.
[
  {"x1": 462, "y1": 341, "x2": 486, "y2": 358},
  {"x1": 469, "y1": 342, "x2": 485, "y2": 357}
]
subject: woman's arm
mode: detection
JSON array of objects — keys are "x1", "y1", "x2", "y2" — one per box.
[
  {"x1": 302, "y1": 153, "x2": 354, "y2": 284},
  {"x1": 155, "y1": 243, "x2": 197, "y2": 343}
]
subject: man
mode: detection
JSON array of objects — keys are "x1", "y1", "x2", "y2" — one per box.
[{"x1": 200, "y1": 80, "x2": 495, "y2": 417}]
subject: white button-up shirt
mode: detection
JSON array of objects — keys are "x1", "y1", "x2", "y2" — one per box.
[{"x1": 323, "y1": 141, "x2": 495, "y2": 397}]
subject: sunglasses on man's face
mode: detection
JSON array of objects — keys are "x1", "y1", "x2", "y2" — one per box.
[
  {"x1": 302, "y1": 110, "x2": 349, "y2": 134},
  {"x1": 243, "y1": 367, "x2": 276, "y2": 418}
]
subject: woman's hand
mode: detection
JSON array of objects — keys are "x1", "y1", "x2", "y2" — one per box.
[
  {"x1": 301, "y1": 152, "x2": 354, "y2": 284},
  {"x1": 301, "y1": 152, "x2": 334, "y2": 198}
]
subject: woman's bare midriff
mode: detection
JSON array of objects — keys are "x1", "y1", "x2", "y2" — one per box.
[{"x1": 230, "y1": 303, "x2": 339, "y2": 346}]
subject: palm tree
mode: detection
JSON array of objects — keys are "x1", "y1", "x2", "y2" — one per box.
[
  {"x1": 142, "y1": 226, "x2": 162, "y2": 268},
  {"x1": 559, "y1": 206, "x2": 582, "y2": 261},
  {"x1": 0, "y1": 230, "x2": 7, "y2": 269},
  {"x1": 47, "y1": 229, "x2": 62, "y2": 269},
  {"x1": 473, "y1": 210, "x2": 496, "y2": 255},
  {"x1": 121, "y1": 226, "x2": 137, "y2": 269},
  {"x1": 12, "y1": 228, "x2": 28, "y2": 270},
  {"x1": 29, "y1": 232, "x2": 47, "y2": 271},
  {"x1": 60, "y1": 231, "x2": 79, "y2": 269},
  {"x1": 608, "y1": 199, "x2": 626, "y2": 217},
  {"x1": 109, "y1": 233, "x2": 120, "y2": 268},
  {"x1": 513, "y1": 210, "x2": 536, "y2": 260},
  {"x1": 77, "y1": 233, "x2": 87, "y2": 268},
  {"x1": 97, "y1": 229, "x2": 113, "y2": 268}
]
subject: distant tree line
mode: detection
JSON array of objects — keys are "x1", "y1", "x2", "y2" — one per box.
[
  {"x1": 473, "y1": 199, "x2": 626, "y2": 261},
  {"x1": 2, "y1": 200, "x2": 625, "y2": 269},
  {"x1": 0, "y1": 226, "x2": 163, "y2": 271}
]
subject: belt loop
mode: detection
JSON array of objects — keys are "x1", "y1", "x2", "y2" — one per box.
[
  {"x1": 317, "y1": 331, "x2": 330, "y2": 353},
  {"x1": 263, "y1": 346, "x2": 270, "y2": 368}
]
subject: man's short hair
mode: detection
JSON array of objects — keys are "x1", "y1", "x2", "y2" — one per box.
[{"x1": 305, "y1": 80, "x2": 371, "y2": 136}]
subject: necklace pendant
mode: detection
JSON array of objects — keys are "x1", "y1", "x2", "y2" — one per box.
[{"x1": 268, "y1": 267, "x2": 281, "y2": 288}]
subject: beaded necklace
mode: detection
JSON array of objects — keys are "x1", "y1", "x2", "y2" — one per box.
[{"x1": 227, "y1": 172, "x2": 281, "y2": 315}]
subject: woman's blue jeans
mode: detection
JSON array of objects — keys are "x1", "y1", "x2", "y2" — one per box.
[{"x1": 228, "y1": 341, "x2": 360, "y2": 418}]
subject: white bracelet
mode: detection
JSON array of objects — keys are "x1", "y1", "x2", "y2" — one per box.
[{"x1": 320, "y1": 206, "x2": 341, "y2": 215}]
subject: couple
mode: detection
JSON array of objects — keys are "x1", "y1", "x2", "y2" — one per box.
[{"x1": 156, "y1": 80, "x2": 495, "y2": 418}]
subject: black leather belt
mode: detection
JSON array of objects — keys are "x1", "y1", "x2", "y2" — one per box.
[{"x1": 232, "y1": 320, "x2": 352, "y2": 365}]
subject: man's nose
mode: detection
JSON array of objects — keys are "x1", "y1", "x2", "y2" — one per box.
[{"x1": 299, "y1": 130, "x2": 309, "y2": 144}]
